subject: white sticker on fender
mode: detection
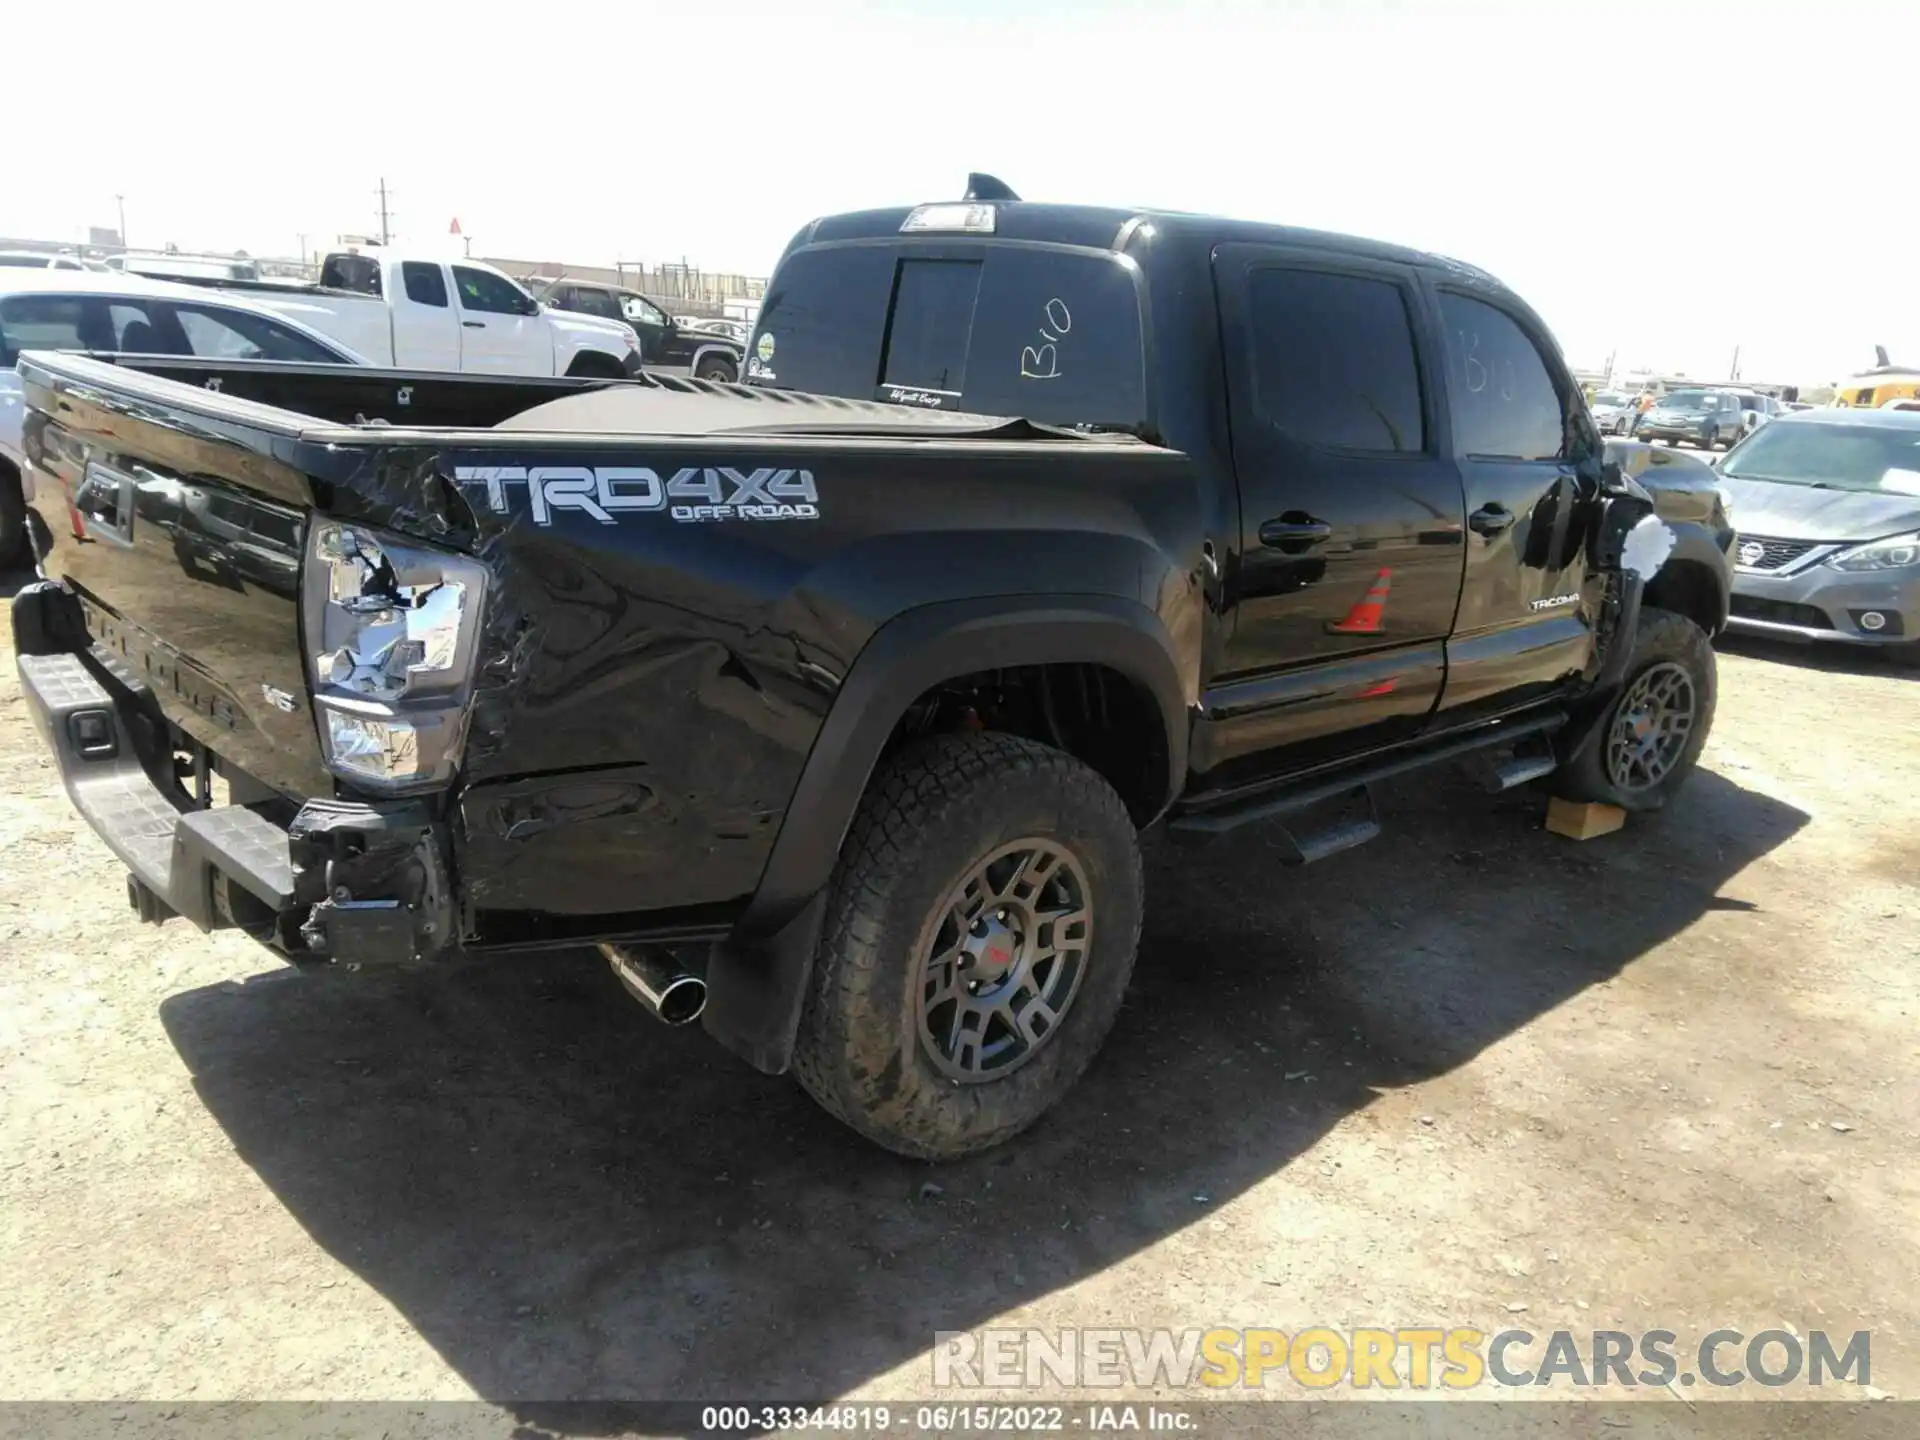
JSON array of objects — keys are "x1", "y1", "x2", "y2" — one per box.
[{"x1": 1622, "y1": 514, "x2": 1677, "y2": 579}]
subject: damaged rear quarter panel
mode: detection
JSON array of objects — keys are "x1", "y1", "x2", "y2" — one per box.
[{"x1": 353, "y1": 436, "x2": 1205, "y2": 931}]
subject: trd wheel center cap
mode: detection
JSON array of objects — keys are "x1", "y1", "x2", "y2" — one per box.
[{"x1": 963, "y1": 913, "x2": 1022, "y2": 987}]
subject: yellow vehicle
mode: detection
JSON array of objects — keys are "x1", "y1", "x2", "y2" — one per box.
[{"x1": 1831, "y1": 347, "x2": 1920, "y2": 408}]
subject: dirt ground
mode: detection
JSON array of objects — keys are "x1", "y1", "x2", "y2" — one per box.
[{"x1": 1, "y1": 588, "x2": 1915, "y2": 1415}]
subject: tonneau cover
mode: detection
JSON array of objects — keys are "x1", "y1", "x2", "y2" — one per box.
[{"x1": 492, "y1": 377, "x2": 1124, "y2": 442}]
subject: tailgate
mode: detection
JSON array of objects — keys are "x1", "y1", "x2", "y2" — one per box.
[{"x1": 19, "y1": 353, "x2": 329, "y2": 798}]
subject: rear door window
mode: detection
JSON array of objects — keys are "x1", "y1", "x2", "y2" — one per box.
[
  {"x1": 105, "y1": 300, "x2": 179, "y2": 353},
  {"x1": 1245, "y1": 267, "x2": 1427, "y2": 452},
  {"x1": 171, "y1": 304, "x2": 348, "y2": 363},
  {"x1": 566, "y1": 287, "x2": 624, "y2": 322},
  {"x1": 402, "y1": 262, "x2": 449, "y2": 307},
  {"x1": 750, "y1": 243, "x2": 1147, "y2": 429}
]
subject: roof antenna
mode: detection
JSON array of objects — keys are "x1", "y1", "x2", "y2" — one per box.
[
  {"x1": 1875, "y1": 344, "x2": 1891, "y2": 368},
  {"x1": 965, "y1": 173, "x2": 1021, "y2": 202}
]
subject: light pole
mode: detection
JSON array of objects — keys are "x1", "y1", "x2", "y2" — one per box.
[{"x1": 115, "y1": 194, "x2": 127, "y2": 249}]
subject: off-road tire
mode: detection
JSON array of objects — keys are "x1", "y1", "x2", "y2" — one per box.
[
  {"x1": 791, "y1": 731, "x2": 1143, "y2": 1160},
  {"x1": 1557, "y1": 606, "x2": 1716, "y2": 812}
]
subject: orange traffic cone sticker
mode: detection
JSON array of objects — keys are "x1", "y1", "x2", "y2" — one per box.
[{"x1": 1328, "y1": 568, "x2": 1393, "y2": 634}]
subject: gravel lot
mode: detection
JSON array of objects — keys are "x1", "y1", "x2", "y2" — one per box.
[{"x1": 2, "y1": 582, "x2": 1915, "y2": 1412}]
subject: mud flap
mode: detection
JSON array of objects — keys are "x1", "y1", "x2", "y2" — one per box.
[{"x1": 700, "y1": 890, "x2": 830, "y2": 1074}]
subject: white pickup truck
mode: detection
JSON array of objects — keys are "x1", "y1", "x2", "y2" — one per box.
[{"x1": 174, "y1": 249, "x2": 643, "y2": 379}]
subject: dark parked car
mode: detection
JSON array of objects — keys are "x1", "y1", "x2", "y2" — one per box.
[
  {"x1": 533, "y1": 279, "x2": 741, "y2": 381},
  {"x1": 1638, "y1": 388, "x2": 1744, "y2": 449}
]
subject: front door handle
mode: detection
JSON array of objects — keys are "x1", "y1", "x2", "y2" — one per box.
[
  {"x1": 462, "y1": 320, "x2": 486, "y2": 329},
  {"x1": 1259, "y1": 514, "x2": 1333, "y2": 551},
  {"x1": 1469, "y1": 503, "x2": 1516, "y2": 537}
]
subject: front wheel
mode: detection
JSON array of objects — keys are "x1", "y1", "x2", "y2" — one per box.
[
  {"x1": 1557, "y1": 607, "x2": 1717, "y2": 812},
  {"x1": 791, "y1": 732, "x2": 1143, "y2": 1160},
  {"x1": 694, "y1": 356, "x2": 737, "y2": 383}
]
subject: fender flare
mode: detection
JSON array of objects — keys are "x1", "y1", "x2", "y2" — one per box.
[
  {"x1": 686, "y1": 342, "x2": 741, "y2": 380},
  {"x1": 701, "y1": 592, "x2": 1191, "y2": 1073},
  {"x1": 564, "y1": 347, "x2": 629, "y2": 378},
  {"x1": 1649, "y1": 520, "x2": 1733, "y2": 636}
]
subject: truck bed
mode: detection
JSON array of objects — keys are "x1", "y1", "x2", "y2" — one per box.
[
  {"x1": 19, "y1": 352, "x2": 1112, "y2": 438},
  {"x1": 15, "y1": 351, "x2": 1194, "y2": 944}
]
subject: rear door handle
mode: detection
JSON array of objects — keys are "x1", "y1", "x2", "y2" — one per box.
[
  {"x1": 462, "y1": 320, "x2": 486, "y2": 329},
  {"x1": 1469, "y1": 503, "x2": 1516, "y2": 536},
  {"x1": 1259, "y1": 515, "x2": 1333, "y2": 550}
]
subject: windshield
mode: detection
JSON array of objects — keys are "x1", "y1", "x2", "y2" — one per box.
[
  {"x1": 1661, "y1": 390, "x2": 1715, "y2": 412},
  {"x1": 1720, "y1": 420, "x2": 1920, "y2": 495}
]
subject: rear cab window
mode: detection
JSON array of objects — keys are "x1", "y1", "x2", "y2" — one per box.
[
  {"x1": 321, "y1": 253, "x2": 383, "y2": 295},
  {"x1": 746, "y1": 241, "x2": 1148, "y2": 431}
]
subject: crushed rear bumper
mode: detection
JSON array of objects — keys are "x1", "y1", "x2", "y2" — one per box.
[{"x1": 16, "y1": 622, "x2": 453, "y2": 964}]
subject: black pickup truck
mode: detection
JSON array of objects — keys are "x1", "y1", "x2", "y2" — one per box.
[
  {"x1": 530, "y1": 278, "x2": 744, "y2": 383},
  {"x1": 9, "y1": 188, "x2": 1732, "y2": 1160}
]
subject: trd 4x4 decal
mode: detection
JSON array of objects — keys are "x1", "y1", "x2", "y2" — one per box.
[{"x1": 453, "y1": 465, "x2": 819, "y2": 525}]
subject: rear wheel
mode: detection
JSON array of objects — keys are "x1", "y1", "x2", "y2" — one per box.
[
  {"x1": 791, "y1": 732, "x2": 1143, "y2": 1160},
  {"x1": 1557, "y1": 607, "x2": 1716, "y2": 813}
]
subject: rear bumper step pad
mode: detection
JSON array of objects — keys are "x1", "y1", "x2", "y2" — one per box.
[{"x1": 18, "y1": 651, "x2": 293, "y2": 930}]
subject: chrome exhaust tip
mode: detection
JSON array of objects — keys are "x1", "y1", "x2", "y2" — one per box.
[{"x1": 599, "y1": 942, "x2": 707, "y2": 1026}]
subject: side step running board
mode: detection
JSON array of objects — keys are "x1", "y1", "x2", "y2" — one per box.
[
  {"x1": 1175, "y1": 783, "x2": 1381, "y2": 867},
  {"x1": 1486, "y1": 752, "x2": 1558, "y2": 791},
  {"x1": 1170, "y1": 710, "x2": 1567, "y2": 857},
  {"x1": 1467, "y1": 736, "x2": 1561, "y2": 794},
  {"x1": 1282, "y1": 788, "x2": 1382, "y2": 866}
]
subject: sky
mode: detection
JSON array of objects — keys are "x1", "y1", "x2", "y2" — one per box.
[{"x1": 6, "y1": 0, "x2": 1915, "y2": 387}]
